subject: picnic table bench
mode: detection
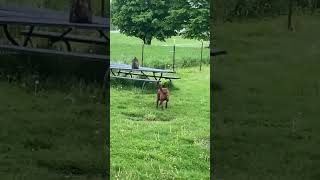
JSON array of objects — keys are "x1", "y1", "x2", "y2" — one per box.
[
  {"x1": 110, "y1": 63, "x2": 180, "y2": 88},
  {"x1": 0, "y1": 4, "x2": 109, "y2": 60}
]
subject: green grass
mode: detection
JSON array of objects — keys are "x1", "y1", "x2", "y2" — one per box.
[
  {"x1": 0, "y1": 81, "x2": 107, "y2": 179},
  {"x1": 213, "y1": 15, "x2": 320, "y2": 180},
  {"x1": 111, "y1": 32, "x2": 210, "y2": 68},
  {"x1": 111, "y1": 66, "x2": 210, "y2": 179}
]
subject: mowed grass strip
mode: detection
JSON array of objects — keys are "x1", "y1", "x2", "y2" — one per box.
[
  {"x1": 111, "y1": 66, "x2": 210, "y2": 179},
  {"x1": 213, "y1": 15, "x2": 320, "y2": 180}
]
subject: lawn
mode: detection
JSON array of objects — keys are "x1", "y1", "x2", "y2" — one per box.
[
  {"x1": 0, "y1": 81, "x2": 107, "y2": 179},
  {"x1": 111, "y1": 66, "x2": 210, "y2": 179},
  {"x1": 111, "y1": 32, "x2": 210, "y2": 69},
  {"x1": 213, "y1": 15, "x2": 320, "y2": 180},
  {"x1": 110, "y1": 33, "x2": 210, "y2": 179}
]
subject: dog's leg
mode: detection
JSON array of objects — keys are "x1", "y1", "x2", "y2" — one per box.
[
  {"x1": 160, "y1": 101, "x2": 164, "y2": 110},
  {"x1": 166, "y1": 101, "x2": 168, "y2": 109},
  {"x1": 156, "y1": 99, "x2": 159, "y2": 108}
]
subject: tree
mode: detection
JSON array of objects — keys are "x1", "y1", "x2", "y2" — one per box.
[
  {"x1": 112, "y1": 0, "x2": 176, "y2": 45},
  {"x1": 166, "y1": 0, "x2": 210, "y2": 41}
]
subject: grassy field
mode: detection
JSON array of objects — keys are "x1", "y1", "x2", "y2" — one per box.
[
  {"x1": 111, "y1": 66, "x2": 210, "y2": 179},
  {"x1": 111, "y1": 32, "x2": 210, "y2": 69},
  {"x1": 213, "y1": 15, "x2": 320, "y2": 180},
  {"x1": 0, "y1": 80, "x2": 107, "y2": 179},
  {"x1": 0, "y1": 1, "x2": 109, "y2": 179},
  {"x1": 110, "y1": 33, "x2": 210, "y2": 179}
]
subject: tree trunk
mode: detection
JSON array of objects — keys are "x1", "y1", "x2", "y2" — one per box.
[
  {"x1": 69, "y1": 0, "x2": 92, "y2": 23},
  {"x1": 143, "y1": 35, "x2": 152, "y2": 45},
  {"x1": 288, "y1": 0, "x2": 294, "y2": 31}
]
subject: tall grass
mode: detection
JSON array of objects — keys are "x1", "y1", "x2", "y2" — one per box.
[{"x1": 213, "y1": 15, "x2": 320, "y2": 180}]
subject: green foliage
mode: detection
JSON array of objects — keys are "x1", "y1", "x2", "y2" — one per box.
[
  {"x1": 168, "y1": 0, "x2": 210, "y2": 41},
  {"x1": 112, "y1": 0, "x2": 210, "y2": 44},
  {"x1": 112, "y1": 0, "x2": 176, "y2": 45}
]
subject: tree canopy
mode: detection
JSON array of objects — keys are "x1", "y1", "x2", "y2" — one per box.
[
  {"x1": 167, "y1": 0, "x2": 210, "y2": 41},
  {"x1": 112, "y1": 0, "x2": 176, "y2": 45},
  {"x1": 112, "y1": 0, "x2": 210, "y2": 44}
]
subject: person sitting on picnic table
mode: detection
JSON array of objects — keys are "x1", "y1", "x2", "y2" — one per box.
[
  {"x1": 132, "y1": 57, "x2": 140, "y2": 69},
  {"x1": 69, "y1": 0, "x2": 92, "y2": 23}
]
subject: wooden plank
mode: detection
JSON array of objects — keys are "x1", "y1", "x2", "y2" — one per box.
[
  {"x1": 111, "y1": 76, "x2": 160, "y2": 83},
  {"x1": 0, "y1": 4, "x2": 107, "y2": 25},
  {"x1": 110, "y1": 63, "x2": 175, "y2": 73},
  {"x1": 21, "y1": 30, "x2": 107, "y2": 45},
  {"x1": 0, "y1": 45, "x2": 109, "y2": 63},
  {"x1": 0, "y1": 16, "x2": 108, "y2": 30}
]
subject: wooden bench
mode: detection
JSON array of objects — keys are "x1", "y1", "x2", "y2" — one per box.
[
  {"x1": 0, "y1": 44, "x2": 109, "y2": 63},
  {"x1": 110, "y1": 76, "x2": 160, "y2": 88}
]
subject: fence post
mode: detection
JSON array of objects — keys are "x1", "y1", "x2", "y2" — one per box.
[
  {"x1": 141, "y1": 42, "x2": 144, "y2": 66},
  {"x1": 173, "y1": 39, "x2": 176, "y2": 71},
  {"x1": 200, "y1": 40, "x2": 203, "y2": 71}
]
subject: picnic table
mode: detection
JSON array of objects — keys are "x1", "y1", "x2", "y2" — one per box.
[
  {"x1": 110, "y1": 63, "x2": 180, "y2": 88},
  {"x1": 0, "y1": 4, "x2": 109, "y2": 62}
]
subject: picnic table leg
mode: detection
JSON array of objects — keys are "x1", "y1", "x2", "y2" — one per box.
[
  {"x1": 159, "y1": 73, "x2": 163, "y2": 81},
  {"x1": 23, "y1": 26, "x2": 35, "y2": 47},
  {"x1": 111, "y1": 69, "x2": 116, "y2": 76},
  {"x1": 152, "y1": 72, "x2": 158, "y2": 80},
  {"x1": 102, "y1": 69, "x2": 109, "y2": 103},
  {"x1": 98, "y1": 30, "x2": 109, "y2": 41},
  {"x1": 50, "y1": 28, "x2": 73, "y2": 52},
  {"x1": 2, "y1": 25, "x2": 19, "y2": 46},
  {"x1": 140, "y1": 71, "x2": 150, "y2": 79}
]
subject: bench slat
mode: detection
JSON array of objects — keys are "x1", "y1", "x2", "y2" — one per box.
[
  {"x1": 21, "y1": 30, "x2": 107, "y2": 45},
  {"x1": 0, "y1": 45, "x2": 109, "y2": 63}
]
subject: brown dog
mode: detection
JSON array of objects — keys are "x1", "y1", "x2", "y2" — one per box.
[{"x1": 156, "y1": 83, "x2": 170, "y2": 110}]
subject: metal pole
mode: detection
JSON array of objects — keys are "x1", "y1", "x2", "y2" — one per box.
[
  {"x1": 173, "y1": 39, "x2": 176, "y2": 71},
  {"x1": 200, "y1": 40, "x2": 203, "y2": 71},
  {"x1": 142, "y1": 43, "x2": 144, "y2": 66}
]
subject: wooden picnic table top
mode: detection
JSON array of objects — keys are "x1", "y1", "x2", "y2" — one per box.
[
  {"x1": 0, "y1": 4, "x2": 108, "y2": 30},
  {"x1": 110, "y1": 63, "x2": 175, "y2": 73}
]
